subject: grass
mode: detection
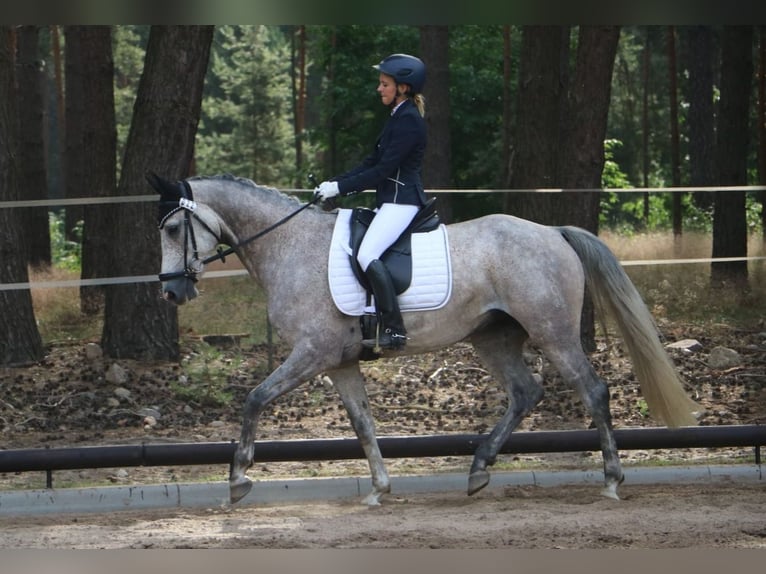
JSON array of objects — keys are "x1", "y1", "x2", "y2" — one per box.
[
  {"x1": 176, "y1": 272, "x2": 270, "y2": 345},
  {"x1": 172, "y1": 339, "x2": 245, "y2": 406},
  {"x1": 600, "y1": 230, "x2": 766, "y2": 325},
  {"x1": 30, "y1": 267, "x2": 103, "y2": 344},
  {"x1": 29, "y1": 264, "x2": 271, "y2": 348}
]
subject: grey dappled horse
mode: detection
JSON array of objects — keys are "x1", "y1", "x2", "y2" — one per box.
[{"x1": 149, "y1": 173, "x2": 700, "y2": 506}]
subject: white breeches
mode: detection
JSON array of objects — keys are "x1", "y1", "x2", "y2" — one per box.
[{"x1": 356, "y1": 203, "x2": 420, "y2": 272}]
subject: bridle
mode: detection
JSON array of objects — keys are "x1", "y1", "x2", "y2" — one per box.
[
  {"x1": 158, "y1": 180, "x2": 320, "y2": 283},
  {"x1": 157, "y1": 187, "x2": 221, "y2": 283}
]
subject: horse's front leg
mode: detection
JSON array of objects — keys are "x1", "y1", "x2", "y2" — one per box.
[
  {"x1": 328, "y1": 363, "x2": 391, "y2": 506},
  {"x1": 229, "y1": 348, "x2": 327, "y2": 504}
]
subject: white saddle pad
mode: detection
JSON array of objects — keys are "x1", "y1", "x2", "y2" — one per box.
[{"x1": 328, "y1": 209, "x2": 452, "y2": 316}]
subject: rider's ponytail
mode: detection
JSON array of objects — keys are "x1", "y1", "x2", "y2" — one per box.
[{"x1": 413, "y1": 93, "x2": 426, "y2": 117}]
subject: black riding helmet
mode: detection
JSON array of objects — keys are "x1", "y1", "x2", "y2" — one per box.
[{"x1": 373, "y1": 53, "x2": 426, "y2": 94}]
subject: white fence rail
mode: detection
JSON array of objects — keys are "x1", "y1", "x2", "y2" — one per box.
[{"x1": 2, "y1": 186, "x2": 765, "y2": 292}]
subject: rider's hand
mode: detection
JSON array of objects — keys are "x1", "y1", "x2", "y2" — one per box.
[{"x1": 315, "y1": 180, "x2": 340, "y2": 200}]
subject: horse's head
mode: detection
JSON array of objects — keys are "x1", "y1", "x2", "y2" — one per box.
[{"x1": 146, "y1": 172, "x2": 222, "y2": 305}]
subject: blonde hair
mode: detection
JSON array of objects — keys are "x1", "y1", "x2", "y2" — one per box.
[{"x1": 413, "y1": 93, "x2": 426, "y2": 117}]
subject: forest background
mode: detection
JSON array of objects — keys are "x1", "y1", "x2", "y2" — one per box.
[{"x1": 0, "y1": 25, "x2": 765, "y2": 366}]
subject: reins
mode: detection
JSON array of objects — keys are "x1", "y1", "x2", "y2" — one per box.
[
  {"x1": 159, "y1": 181, "x2": 320, "y2": 283},
  {"x1": 203, "y1": 192, "x2": 320, "y2": 265}
]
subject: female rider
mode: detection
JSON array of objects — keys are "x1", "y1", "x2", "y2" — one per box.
[{"x1": 315, "y1": 53, "x2": 427, "y2": 350}]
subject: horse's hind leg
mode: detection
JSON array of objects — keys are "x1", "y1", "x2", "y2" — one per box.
[
  {"x1": 467, "y1": 321, "x2": 544, "y2": 496},
  {"x1": 543, "y1": 345, "x2": 623, "y2": 499},
  {"x1": 328, "y1": 363, "x2": 391, "y2": 505}
]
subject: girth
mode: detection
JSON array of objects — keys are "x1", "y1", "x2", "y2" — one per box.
[{"x1": 349, "y1": 197, "x2": 440, "y2": 294}]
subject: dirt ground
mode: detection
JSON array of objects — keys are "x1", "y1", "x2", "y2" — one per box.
[
  {"x1": 1, "y1": 482, "x2": 765, "y2": 548},
  {"x1": 1, "y1": 321, "x2": 765, "y2": 548}
]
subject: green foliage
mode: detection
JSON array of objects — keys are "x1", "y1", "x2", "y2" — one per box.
[
  {"x1": 601, "y1": 188, "x2": 762, "y2": 236},
  {"x1": 601, "y1": 139, "x2": 632, "y2": 190},
  {"x1": 49, "y1": 211, "x2": 82, "y2": 271},
  {"x1": 600, "y1": 139, "x2": 639, "y2": 231},
  {"x1": 746, "y1": 193, "x2": 764, "y2": 234},
  {"x1": 599, "y1": 139, "x2": 724, "y2": 234},
  {"x1": 683, "y1": 196, "x2": 715, "y2": 233},
  {"x1": 196, "y1": 26, "x2": 297, "y2": 187},
  {"x1": 309, "y1": 25, "x2": 419, "y2": 179},
  {"x1": 602, "y1": 189, "x2": 717, "y2": 234},
  {"x1": 173, "y1": 342, "x2": 238, "y2": 407},
  {"x1": 447, "y1": 26, "x2": 510, "y2": 220},
  {"x1": 449, "y1": 25, "x2": 508, "y2": 190},
  {"x1": 607, "y1": 27, "x2": 682, "y2": 191},
  {"x1": 112, "y1": 25, "x2": 149, "y2": 175}
]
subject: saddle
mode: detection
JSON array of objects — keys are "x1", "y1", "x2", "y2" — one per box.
[{"x1": 348, "y1": 197, "x2": 441, "y2": 294}]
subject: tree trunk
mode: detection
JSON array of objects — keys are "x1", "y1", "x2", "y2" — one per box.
[
  {"x1": 641, "y1": 28, "x2": 650, "y2": 224},
  {"x1": 101, "y1": 25, "x2": 213, "y2": 360},
  {"x1": 50, "y1": 26, "x2": 66, "y2": 205},
  {"x1": 757, "y1": 26, "x2": 766, "y2": 241},
  {"x1": 64, "y1": 26, "x2": 117, "y2": 316},
  {"x1": 667, "y1": 26, "x2": 683, "y2": 238},
  {"x1": 419, "y1": 25, "x2": 453, "y2": 223},
  {"x1": 327, "y1": 29, "x2": 338, "y2": 177},
  {"x1": 556, "y1": 25, "x2": 620, "y2": 232},
  {"x1": 292, "y1": 25, "x2": 307, "y2": 187},
  {"x1": 684, "y1": 26, "x2": 716, "y2": 213},
  {"x1": 0, "y1": 26, "x2": 44, "y2": 365},
  {"x1": 504, "y1": 26, "x2": 619, "y2": 352},
  {"x1": 51, "y1": 25, "x2": 77, "y2": 242},
  {"x1": 63, "y1": 27, "x2": 86, "y2": 247},
  {"x1": 556, "y1": 25, "x2": 621, "y2": 353},
  {"x1": 504, "y1": 25, "x2": 564, "y2": 218},
  {"x1": 712, "y1": 26, "x2": 753, "y2": 289},
  {"x1": 502, "y1": 25, "x2": 514, "y2": 188},
  {"x1": 16, "y1": 25, "x2": 51, "y2": 268}
]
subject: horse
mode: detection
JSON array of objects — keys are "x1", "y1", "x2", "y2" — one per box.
[{"x1": 148, "y1": 172, "x2": 700, "y2": 506}]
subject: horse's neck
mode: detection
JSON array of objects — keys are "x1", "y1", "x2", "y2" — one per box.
[
  {"x1": 193, "y1": 179, "x2": 326, "y2": 281},
  {"x1": 194, "y1": 181, "x2": 296, "y2": 239}
]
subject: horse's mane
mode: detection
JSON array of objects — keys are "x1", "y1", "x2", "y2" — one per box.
[{"x1": 188, "y1": 173, "x2": 303, "y2": 207}]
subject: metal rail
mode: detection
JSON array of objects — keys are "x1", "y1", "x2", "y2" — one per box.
[{"x1": 1, "y1": 425, "x2": 762, "y2": 479}]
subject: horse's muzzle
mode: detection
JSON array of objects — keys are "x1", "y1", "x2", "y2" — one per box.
[{"x1": 162, "y1": 277, "x2": 199, "y2": 305}]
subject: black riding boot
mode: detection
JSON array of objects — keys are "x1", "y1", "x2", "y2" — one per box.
[{"x1": 362, "y1": 259, "x2": 407, "y2": 350}]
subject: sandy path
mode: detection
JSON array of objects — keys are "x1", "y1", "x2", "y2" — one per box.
[{"x1": 2, "y1": 482, "x2": 764, "y2": 549}]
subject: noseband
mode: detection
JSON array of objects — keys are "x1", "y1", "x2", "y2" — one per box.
[{"x1": 158, "y1": 180, "x2": 320, "y2": 283}]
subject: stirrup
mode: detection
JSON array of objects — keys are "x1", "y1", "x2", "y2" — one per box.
[{"x1": 362, "y1": 328, "x2": 407, "y2": 352}]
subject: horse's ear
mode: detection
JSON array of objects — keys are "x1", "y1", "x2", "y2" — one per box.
[
  {"x1": 149, "y1": 172, "x2": 187, "y2": 227},
  {"x1": 146, "y1": 171, "x2": 176, "y2": 196}
]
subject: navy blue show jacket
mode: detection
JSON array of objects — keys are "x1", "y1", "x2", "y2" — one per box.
[{"x1": 333, "y1": 99, "x2": 427, "y2": 208}]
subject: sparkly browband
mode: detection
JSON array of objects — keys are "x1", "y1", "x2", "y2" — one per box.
[{"x1": 157, "y1": 180, "x2": 196, "y2": 229}]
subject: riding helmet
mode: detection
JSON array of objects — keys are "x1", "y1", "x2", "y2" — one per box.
[{"x1": 373, "y1": 53, "x2": 426, "y2": 93}]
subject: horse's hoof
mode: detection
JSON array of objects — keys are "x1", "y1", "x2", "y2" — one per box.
[
  {"x1": 362, "y1": 482, "x2": 391, "y2": 506},
  {"x1": 600, "y1": 483, "x2": 620, "y2": 500},
  {"x1": 230, "y1": 476, "x2": 253, "y2": 504},
  {"x1": 362, "y1": 492, "x2": 383, "y2": 506},
  {"x1": 467, "y1": 470, "x2": 490, "y2": 496}
]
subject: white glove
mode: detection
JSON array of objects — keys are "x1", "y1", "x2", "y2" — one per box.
[{"x1": 315, "y1": 180, "x2": 340, "y2": 200}]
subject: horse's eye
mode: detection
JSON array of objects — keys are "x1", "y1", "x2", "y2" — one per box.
[{"x1": 165, "y1": 223, "x2": 181, "y2": 237}]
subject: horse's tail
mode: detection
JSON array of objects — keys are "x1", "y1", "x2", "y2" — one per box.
[{"x1": 557, "y1": 225, "x2": 700, "y2": 427}]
